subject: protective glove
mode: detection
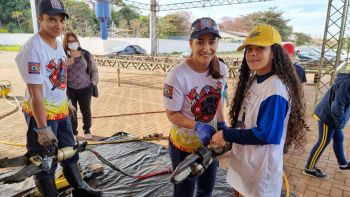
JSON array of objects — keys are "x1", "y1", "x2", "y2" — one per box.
[
  {"x1": 217, "y1": 121, "x2": 228, "y2": 131},
  {"x1": 195, "y1": 122, "x2": 216, "y2": 145},
  {"x1": 36, "y1": 126, "x2": 58, "y2": 147},
  {"x1": 68, "y1": 99, "x2": 77, "y2": 120}
]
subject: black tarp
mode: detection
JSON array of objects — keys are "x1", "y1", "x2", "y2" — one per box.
[{"x1": 0, "y1": 133, "x2": 233, "y2": 197}]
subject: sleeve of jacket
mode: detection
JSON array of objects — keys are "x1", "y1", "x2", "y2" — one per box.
[
  {"x1": 331, "y1": 83, "x2": 350, "y2": 129},
  {"x1": 90, "y1": 53, "x2": 99, "y2": 85},
  {"x1": 223, "y1": 95, "x2": 289, "y2": 145}
]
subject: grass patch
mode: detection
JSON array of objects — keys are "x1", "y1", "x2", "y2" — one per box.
[{"x1": 0, "y1": 45, "x2": 21, "y2": 52}]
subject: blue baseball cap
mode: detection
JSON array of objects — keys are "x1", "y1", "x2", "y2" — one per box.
[{"x1": 190, "y1": 17, "x2": 221, "y2": 39}]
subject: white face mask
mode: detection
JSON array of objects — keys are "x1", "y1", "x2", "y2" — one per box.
[{"x1": 68, "y1": 42, "x2": 79, "y2": 50}]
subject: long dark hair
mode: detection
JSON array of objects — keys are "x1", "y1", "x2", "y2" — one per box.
[
  {"x1": 208, "y1": 55, "x2": 223, "y2": 79},
  {"x1": 229, "y1": 44, "x2": 307, "y2": 148}
]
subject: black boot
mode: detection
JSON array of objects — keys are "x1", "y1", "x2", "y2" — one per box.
[
  {"x1": 35, "y1": 176, "x2": 58, "y2": 197},
  {"x1": 63, "y1": 163, "x2": 102, "y2": 197}
]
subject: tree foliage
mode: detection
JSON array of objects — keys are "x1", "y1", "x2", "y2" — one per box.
[
  {"x1": 219, "y1": 7, "x2": 293, "y2": 41},
  {"x1": 111, "y1": 6, "x2": 148, "y2": 37},
  {"x1": 241, "y1": 7, "x2": 293, "y2": 40},
  {"x1": 62, "y1": 0, "x2": 99, "y2": 37},
  {"x1": 294, "y1": 32, "x2": 312, "y2": 46},
  {"x1": 139, "y1": 15, "x2": 149, "y2": 37},
  {"x1": 158, "y1": 11, "x2": 191, "y2": 39},
  {"x1": 0, "y1": 0, "x2": 32, "y2": 32},
  {"x1": 112, "y1": 7, "x2": 139, "y2": 27},
  {"x1": 219, "y1": 17, "x2": 247, "y2": 33}
]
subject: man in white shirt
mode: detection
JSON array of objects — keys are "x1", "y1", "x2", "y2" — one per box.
[{"x1": 16, "y1": 0, "x2": 101, "y2": 196}]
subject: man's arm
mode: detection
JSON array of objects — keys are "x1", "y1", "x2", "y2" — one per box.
[{"x1": 27, "y1": 84, "x2": 47, "y2": 128}]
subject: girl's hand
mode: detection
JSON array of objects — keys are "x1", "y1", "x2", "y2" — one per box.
[
  {"x1": 67, "y1": 57, "x2": 74, "y2": 66},
  {"x1": 211, "y1": 130, "x2": 226, "y2": 147}
]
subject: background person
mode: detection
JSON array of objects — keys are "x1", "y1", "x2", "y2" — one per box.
[
  {"x1": 63, "y1": 32, "x2": 99, "y2": 140},
  {"x1": 218, "y1": 57, "x2": 229, "y2": 108},
  {"x1": 304, "y1": 69, "x2": 350, "y2": 179},
  {"x1": 282, "y1": 43, "x2": 307, "y2": 90},
  {"x1": 211, "y1": 24, "x2": 307, "y2": 197},
  {"x1": 163, "y1": 17, "x2": 226, "y2": 197},
  {"x1": 282, "y1": 43, "x2": 307, "y2": 153}
]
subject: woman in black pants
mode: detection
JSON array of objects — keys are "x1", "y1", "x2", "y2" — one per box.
[{"x1": 63, "y1": 32, "x2": 99, "y2": 140}]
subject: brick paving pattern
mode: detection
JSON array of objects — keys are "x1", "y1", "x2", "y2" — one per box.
[{"x1": 1, "y1": 51, "x2": 350, "y2": 196}]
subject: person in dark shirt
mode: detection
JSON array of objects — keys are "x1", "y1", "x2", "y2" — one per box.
[
  {"x1": 304, "y1": 70, "x2": 350, "y2": 179},
  {"x1": 283, "y1": 43, "x2": 307, "y2": 91}
]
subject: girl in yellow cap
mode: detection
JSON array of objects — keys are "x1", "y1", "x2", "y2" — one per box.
[{"x1": 211, "y1": 24, "x2": 307, "y2": 197}]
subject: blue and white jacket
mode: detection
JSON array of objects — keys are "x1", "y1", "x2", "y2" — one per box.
[{"x1": 225, "y1": 73, "x2": 290, "y2": 197}]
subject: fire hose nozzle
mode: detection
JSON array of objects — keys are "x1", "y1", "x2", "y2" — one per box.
[{"x1": 56, "y1": 141, "x2": 87, "y2": 162}]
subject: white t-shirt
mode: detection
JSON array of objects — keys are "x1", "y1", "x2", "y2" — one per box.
[
  {"x1": 226, "y1": 75, "x2": 290, "y2": 197},
  {"x1": 16, "y1": 33, "x2": 69, "y2": 120},
  {"x1": 163, "y1": 61, "x2": 227, "y2": 153}
]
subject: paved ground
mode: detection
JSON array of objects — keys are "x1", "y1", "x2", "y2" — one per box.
[{"x1": 1, "y1": 51, "x2": 350, "y2": 196}]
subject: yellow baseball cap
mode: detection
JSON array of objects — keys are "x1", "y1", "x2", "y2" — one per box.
[{"x1": 237, "y1": 24, "x2": 282, "y2": 51}]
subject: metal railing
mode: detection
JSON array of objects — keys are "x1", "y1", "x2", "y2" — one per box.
[
  {"x1": 94, "y1": 55, "x2": 342, "y2": 89},
  {"x1": 94, "y1": 55, "x2": 242, "y2": 86}
]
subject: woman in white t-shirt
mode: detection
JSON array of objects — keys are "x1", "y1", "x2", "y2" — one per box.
[{"x1": 163, "y1": 17, "x2": 227, "y2": 197}]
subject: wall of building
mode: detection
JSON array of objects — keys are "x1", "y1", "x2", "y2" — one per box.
[{"x1": 0, "y1": 33, "x2": 240, "y2": 55}]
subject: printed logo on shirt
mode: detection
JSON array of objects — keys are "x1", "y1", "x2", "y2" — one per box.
[
  {"x1": 47, "y1": 58, "x2": 67, "y2": 90},
  {"x1": 28, "y1": 62, "x2": 40, "y2": 74},
  {"x1": 187, "y1": 82, "x2": 222, "y2": 123},
  {"x1": 163, "y1": 83, "x2": 174, "y2": 99}
]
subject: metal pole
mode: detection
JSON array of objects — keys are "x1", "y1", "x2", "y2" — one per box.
[
  {"x1": 30, "y1": 0, "x2": 38, "y2": 33},
  {"x1": 150, "y1": 0, "x2": 158, "y2": 55},
  {"x1": 117, "y1": 68, "x2": 121, "y2": 86},
  {"x1": 314, "y1": 0, "x2": 349, "y2": 107},
  {"x1": 335, "y1": 0, "x2": 349, "y2": 78}
]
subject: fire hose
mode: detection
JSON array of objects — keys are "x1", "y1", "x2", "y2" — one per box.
[
  {"x1": 0, "y1": 136, "x2": 291, "y2": 196},
  {"x1": 170, "y1": 143, "x2": 291, "y2": 197}
]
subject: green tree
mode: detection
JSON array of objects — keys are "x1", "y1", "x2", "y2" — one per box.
[
  {"x1": 341, "y1": 37, "x2": 350, "y2": 51},
  {"x1": 62, "y1": 0, "x2": 99, "y2": 37},
  {"x1": 111, "y1": 6, "x2": 140, "y2": 29},
  {"x1": 7, "y1": 22, "x2": 18, "y2": 33},
  {"x1": 139, "y1": 15, "x2": 149, "y2": 37},
  {"x1": 158, "y1": 11, "x2": 191, "y2": 39},
  {"x1": 241, "y1": 7, "x2": 293, "y2": 41},
  {"x1": 111, "y1": 6, "x2": 150, "y2": 37},
  {"x1": 22, "y1": 9, "x2": 34, "y2": 33},
  {"x1": 11, "y1": 11, "x2": 24, "y2": 32},
  {"x1": 294, "y1": 32, "x2": 312, "y2": 46},
  {"x1": 0, "y1": 0, "x2": 32, "y2": 33}
]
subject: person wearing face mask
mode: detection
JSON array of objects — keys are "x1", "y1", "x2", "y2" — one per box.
[{"x1": 63, "y1": 32, "x2": 99, "y2": 140}]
